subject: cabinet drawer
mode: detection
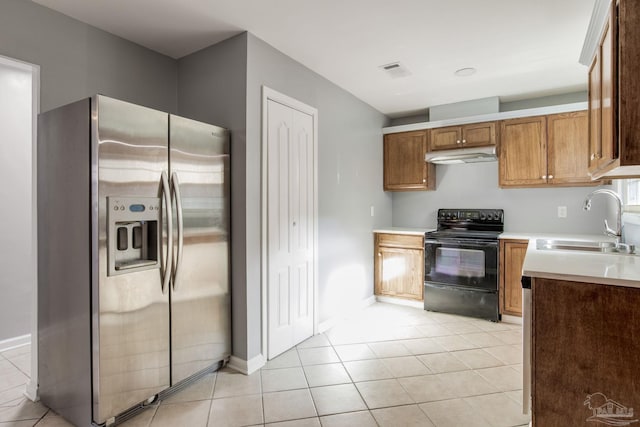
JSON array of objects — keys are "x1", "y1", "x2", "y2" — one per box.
[{"x1": 376, "y1": 233, "x2": 424, "y2": 249}]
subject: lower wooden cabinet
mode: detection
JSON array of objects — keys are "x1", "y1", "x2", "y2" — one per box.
[
  {"x1": 531, "y1": 278, "x2": 640, "y2": 426},
  {"x1": 499, "y1": 239, "x2": 528, "y2": 316},
  {"x1": 374, "y1": 233, "x2": 424, "y2": 301}
]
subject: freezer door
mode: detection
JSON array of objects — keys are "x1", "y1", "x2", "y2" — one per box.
[
  {"x1": 94, "y1": 96, "x2": 170, "y2": 424},
  {"x1": 169, "y1": 115, "x2": 231, "y2": 384}
]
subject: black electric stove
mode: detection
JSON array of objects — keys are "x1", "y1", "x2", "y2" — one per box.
[{"x1": 424, "y1": 209, "x2": 504, "y2": 321}]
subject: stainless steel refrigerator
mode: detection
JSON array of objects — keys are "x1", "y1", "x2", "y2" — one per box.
[{"x1": 37, "y1": 95, "x2": 231, "y2": 426}]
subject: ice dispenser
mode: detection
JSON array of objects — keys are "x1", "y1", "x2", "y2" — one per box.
[{"x1": 108, "y1": 197, "x2": 161, "y2": 276}]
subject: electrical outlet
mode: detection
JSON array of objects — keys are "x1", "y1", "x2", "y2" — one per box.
[
  {"x1": 370, "y1": 206, "x2": 375, "y2": 217},
  {"x1": 558, "y1": 206, "x2": 567, "y2": 218}
]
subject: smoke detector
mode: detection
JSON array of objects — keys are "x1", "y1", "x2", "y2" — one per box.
[{"x1": 379, "y1": 62, "x2": 412, "y2": 79}]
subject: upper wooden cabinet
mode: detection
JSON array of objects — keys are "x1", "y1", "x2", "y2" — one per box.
[
  {"x1": 499, "y1": 116, "x2": 547, "y2": 187},
  {"x1": 430, "y1": 122, "x2": 497, "y2": 151},
  {"x1": 587, "y1": 0, "x2": 640, "y2": 179},
  {"x1": 588, "y1": 3, "x2": 617, "y2": 175},
  {"x1": 499, "y1": 112, "x2": 600, "y2": 188},
  {"x1": 384, "y1": 130, "x2": 435, "y2": 191},
  {"x1": 547, "y1": 111, "x2": 593, "y2": 185}
]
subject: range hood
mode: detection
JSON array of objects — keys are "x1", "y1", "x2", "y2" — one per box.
[{"x1": 425, "y1": 146, "x2": 497, "y2": 164}]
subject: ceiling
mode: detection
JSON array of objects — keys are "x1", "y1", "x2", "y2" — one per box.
[{"x1": 32, "y1": 0, "x2": 596, "y2": 118}]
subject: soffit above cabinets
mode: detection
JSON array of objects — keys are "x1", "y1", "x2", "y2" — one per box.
[{"x1": 383, "y1": 102, "x2": 588, "y2": 134}]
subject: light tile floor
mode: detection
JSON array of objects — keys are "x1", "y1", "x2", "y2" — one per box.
[{"x1": 0, "y1": 303, "x2": 530, "y2": 426}]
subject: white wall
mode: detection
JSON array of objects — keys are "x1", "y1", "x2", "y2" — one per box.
[{"x1": 0, "y1": 59, "x2": 33, "y2": 342}]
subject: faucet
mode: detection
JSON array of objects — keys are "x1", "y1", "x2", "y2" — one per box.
[{"x1": 583, "y1": 189, "x2": 634, "y2": 253}]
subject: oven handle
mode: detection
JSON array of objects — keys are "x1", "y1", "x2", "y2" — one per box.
[{"x1": 424, "y1": 239, "x2": 499, "y2": 247}]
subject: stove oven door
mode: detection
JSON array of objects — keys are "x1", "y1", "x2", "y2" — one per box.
[{"x1": 424, "y1": 238, "x2": 499, "y2": 321}]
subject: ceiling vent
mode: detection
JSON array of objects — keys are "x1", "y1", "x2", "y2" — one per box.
[{"x1": 380, "y1": 62, "x2": 411, "y2": 79}]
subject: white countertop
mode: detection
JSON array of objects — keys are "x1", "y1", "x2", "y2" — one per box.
[
  {"x1": 517, "y1": 233, "x2": 640, "y2": 289},
  {"x1": 373, "y1": 227, "x2": 434, "y2": 235}
]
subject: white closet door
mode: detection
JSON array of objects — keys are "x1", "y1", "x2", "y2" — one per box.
[{"x1": 267, "y1": 99, "x2": 314, "y2": 359}]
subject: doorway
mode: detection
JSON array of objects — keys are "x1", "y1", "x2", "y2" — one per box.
[
  {"x1": 261, "y1": 87, "x2": 318, "y2": 360},
  {"x1": 0, "y1": 54, "x2": 40, "y2": 400}
]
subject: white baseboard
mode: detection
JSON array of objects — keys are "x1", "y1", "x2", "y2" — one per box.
[
  {"x1": 0, "y1": 334, "x2": 30, "y2": 353},
  {"x1": 25, "y1": 380, "x2": 38, "y2": 402},
  {"x1": 375, "y1": 295, "x2": 424, "y2": 309},
  {"x1": 227, "y1": 354, "x2": 266, "y2": 375},
  {"x1": 318, "y1": 295, "x2": 377, "y2": 333}
]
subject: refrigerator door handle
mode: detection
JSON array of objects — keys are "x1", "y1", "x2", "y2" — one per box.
[
  {"x1": 171, "y1": 172, "x2": 184, "y2": 291},
  {"x1": 161, "y1": 171, "x2": 173, "y2": 294}
]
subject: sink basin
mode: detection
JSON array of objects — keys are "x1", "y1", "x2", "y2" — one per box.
[{"x1": 535, "y1": 239, "x2": 617, "y2": 253}]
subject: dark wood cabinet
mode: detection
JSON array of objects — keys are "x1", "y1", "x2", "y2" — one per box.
[
  {"x1": 588, "y1": 0, "x2": 640, "y2": 179},
  {"x1": 531, "y1": 277, "x2": 640, "y2": 426}
]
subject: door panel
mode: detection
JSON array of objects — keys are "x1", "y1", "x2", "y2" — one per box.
[
  {"x1": 169, "y1": 115, "x2": 231, "y2": 384},
  {"x1": 499, "y1": 117, "x2": 547, "y2": 186},
  {"x1": 95, "y1": 96, "x2": 170, "y2": 424},
  {"x1": 267, "y1": 99, "x2": 315, "y2": 359}
]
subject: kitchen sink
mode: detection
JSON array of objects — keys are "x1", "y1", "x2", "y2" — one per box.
[{"x1": 535, "y1": 239, "x2": 619, "y2": 253}]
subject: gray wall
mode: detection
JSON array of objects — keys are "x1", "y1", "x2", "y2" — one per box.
[
  {"x1": 392, "y1": 162, "x2": 613, "y2": 233},
  {"x1": 0, "y1": 0, "x2": 177, "y2": 113},
  {"x1": 500, "y1": 91, "x2": 588, "y2": 112},
  {"x1": 0, "y1": 0, "x2": 178, "y2": 345},
  {"x1": 177, "y1": 33, "x2": 251, "y2": 359},
  {"x1": 176, "y1": 33, "x2": 391, "y2": 362},
  {"x1": 245, "y1": 34, "x2": 391, "y2": 360}
]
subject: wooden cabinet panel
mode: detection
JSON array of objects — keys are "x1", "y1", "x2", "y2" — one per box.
[
  {"x1": 532, "y1": 278, "x2": 640, "y2": 426},
  {"x1": 499, "y1": 116, "x2": 547, "y2": 187},
  {"x1": 600, "y1": 14, "x2": 616, "y2": 170},
  {"x1": 547, "y1": 111, "x2": 592, "y2": 184},
  {"x1": 384, "y1": 131, "x2": 435, "y2": 191},
  {"x1": 374, "y1": 233, "x2": 424, "y2": 301},
  {"x1": 462, "y1": 122, "x2": 497, "y2": 147},
  {"x1": 588, "y1": 52, "x2": 601, "y2": 173},
  {"x1": 429, "y1": 122, "x2": 496, "y2": 151},
  {"x1": 376, "y1": 233, "x2": 423, "y2": 249},
  {"x1": 499, "y1": 239, "x2": 528, "y2": 317},
  {"x1": 430, "y1": 126, "x2": 461, "y2": 151}
]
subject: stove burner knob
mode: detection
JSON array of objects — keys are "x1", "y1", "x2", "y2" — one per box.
[
  {"x1": 486, "y1": 213, "x2": 493, "y2": 220},
  {"x1": 480, "y1": 213, "x2": 486, "y2": 220},
  {"x1": 451, "y1": 213, "x2": 457, "y2": 219}
]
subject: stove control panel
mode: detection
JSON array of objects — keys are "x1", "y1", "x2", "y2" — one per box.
[{"x1": 438, "y1": 209, "x2": 504, "y2": 224}]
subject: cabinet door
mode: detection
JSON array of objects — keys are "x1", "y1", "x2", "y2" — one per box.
[
  {"x1": 588, "y1": 53, "x2": 602, "y2": 174},
  {"x1": 499, "y1": 117, "x2": 547, "y2": 187},
  {"x1": 547, "y1": 111, "x2": 596, "y2": 185},
  {"x1": 499, "y1": 239, "x2": 528, "y2": 317},
  {"x1": 461, "y1": 122, "x2": 497, "y2": 147},
  {"x1": 430, "y1": 126, "x2": 462, "y2": 151},
  {"x1": 599, "y1": 12, "x2": 616, "y2": 170},
  {"x1": 384, "y1": 131, "x2": 434, "y2": 191},
  {"x1": 374, "y1": 233, "x2": 424, "y2": 301},
  {"x1": 376, "y1": 247, "x2": 424, "y2": 300}
]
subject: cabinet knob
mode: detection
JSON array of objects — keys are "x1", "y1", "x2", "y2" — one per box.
[
  {"x1": 462, "y1": 139, "x2": 466, "y2": 144},
  {"x1": 548, "y1": 175, "x2": 554, "y2": 179},
  {"x1": 456, "y1": 140, "x2": 461, "y2": 144},
  {"x1": 378, "y1": 252, "x2": 381, "y2": 256},
  {"x1": 542, "y1": 175, "x2": 547, "y2": 179},
  {"x1": 590, "y1": 153, "x2": 596, "y2": 161},
  {"x1": 422, "y1": 178, "x2": 426, "y2": 183}
]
